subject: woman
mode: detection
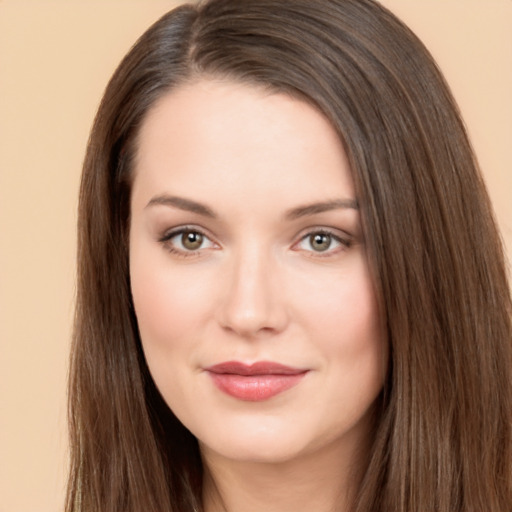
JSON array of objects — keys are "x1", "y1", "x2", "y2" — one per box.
[{"x1": 67, "y1": 0, "x2": 512, "y2": 511}]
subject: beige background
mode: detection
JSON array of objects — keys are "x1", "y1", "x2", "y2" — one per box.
[{"x1": 0, "y1": 1, "x2": 510, "y2": 511}]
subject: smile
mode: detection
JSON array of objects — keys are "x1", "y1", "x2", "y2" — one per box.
[{"x1": 204, "y1": 361, "x2": 309, "y2": 401}]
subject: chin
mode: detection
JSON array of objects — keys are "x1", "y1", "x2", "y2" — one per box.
[
  {"x1": 201, "y1": 436, "x2": 308, "y2": 465},
  {"x1": 196, "y1": 417, "x2": 333, "y2": 466}
]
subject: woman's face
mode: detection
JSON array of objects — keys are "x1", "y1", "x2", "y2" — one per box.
[{"x1": 129, "y1": 79, "x2": 387, "y2": 465}]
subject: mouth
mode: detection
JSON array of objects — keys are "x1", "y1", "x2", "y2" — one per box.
[{"x1": 204, "y1": 361, "x2": 309, "y2": 401}]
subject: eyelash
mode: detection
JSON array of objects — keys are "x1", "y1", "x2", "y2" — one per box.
[
  {"x1": 158, "y1": 226, "x2": 352, "y2": 258},
  {"x1": 293, "y1": 228, "x2": 352, "y2": 257},
  {"x1": 159, "y1": 226, "x2": 216, "y2": 258}
]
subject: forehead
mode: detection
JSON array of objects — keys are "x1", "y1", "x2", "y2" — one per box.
[{"x1": 132, "y1": 79, "x2": 354, "y2": 210}]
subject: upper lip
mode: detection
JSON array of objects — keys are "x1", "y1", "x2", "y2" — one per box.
[{"x1": 205, "y1": 361, "x2": 307, "y2": 376}]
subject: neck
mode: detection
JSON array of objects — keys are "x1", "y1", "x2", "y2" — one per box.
[{"x1": 201, "y1": 434, "x2": 369, "y2": 512}]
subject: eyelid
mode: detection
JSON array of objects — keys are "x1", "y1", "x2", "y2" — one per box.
[
  {"x1": 158, "y1": 225, "x2": 220, "y2": 256},
  {"x1": 291, "y1": 227, "x2": 352, "y2": 255},
  {"x1": 157, "y1": 224, "x2": 352, "y2": 258}
]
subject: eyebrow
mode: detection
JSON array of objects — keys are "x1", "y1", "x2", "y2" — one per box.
[
  {"x1": 284, "y1": 198, "x2": 358, "y2": 220},
  {"x1": 145, "y1": 194, "x2": 217, "y2": 218},
  {"x1": 145, "y1": 194, "x2": 358, "y2": 220}
]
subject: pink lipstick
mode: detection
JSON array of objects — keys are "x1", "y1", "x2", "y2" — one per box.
[{"x1": 205, "y1": 361, "x2": 308, "y2": 401}]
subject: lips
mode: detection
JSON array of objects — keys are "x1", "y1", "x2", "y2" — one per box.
[{"x1": 204, "y1": 361, "x2": 308, "y2": 401}]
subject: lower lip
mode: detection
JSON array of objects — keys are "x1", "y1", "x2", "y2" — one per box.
[{"x1": 208, "y1": 372, "x2": 307, "y2": 401}]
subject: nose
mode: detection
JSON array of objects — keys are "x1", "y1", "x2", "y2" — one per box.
[{"x1": 216, "y1": 245, "x2": 289, "y2": 338}]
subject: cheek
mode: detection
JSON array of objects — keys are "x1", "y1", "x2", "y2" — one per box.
[
  {"x1": 297, "y1": 260, "x2": 386, "y2": 381},
  {"x1": 129, "y1": 257, "x2": 221, "y2": 410},
  {"x1": 130, "y1": 255, "x2": 216, "y2": 355},
  {"x1": 299, "y1": 260, "x2": 380, "y2": 342}
]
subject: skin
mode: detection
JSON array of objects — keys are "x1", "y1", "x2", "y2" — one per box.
[{"x1": 129, "y1": 79, "x2": 387, "y2": 512}]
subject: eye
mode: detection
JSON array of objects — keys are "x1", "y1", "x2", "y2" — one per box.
[
  {"x1": 160, "y1": 227, "x2": 216, "y2": 255},
  {"x1": 179, "y1": 230, "x2": 205, "y2": 250},
  {"x1": 294, "y1": 230, "x2": 350, "y2": 255}
]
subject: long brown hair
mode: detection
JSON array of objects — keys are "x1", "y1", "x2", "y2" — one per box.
[{"x1": 67, "y1": 1, "x2": 512, "y2": 510}]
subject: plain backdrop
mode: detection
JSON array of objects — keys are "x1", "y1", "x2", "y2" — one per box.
[{"x1": 0, "y1": 1, "x2": 510, "y2": 511}]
